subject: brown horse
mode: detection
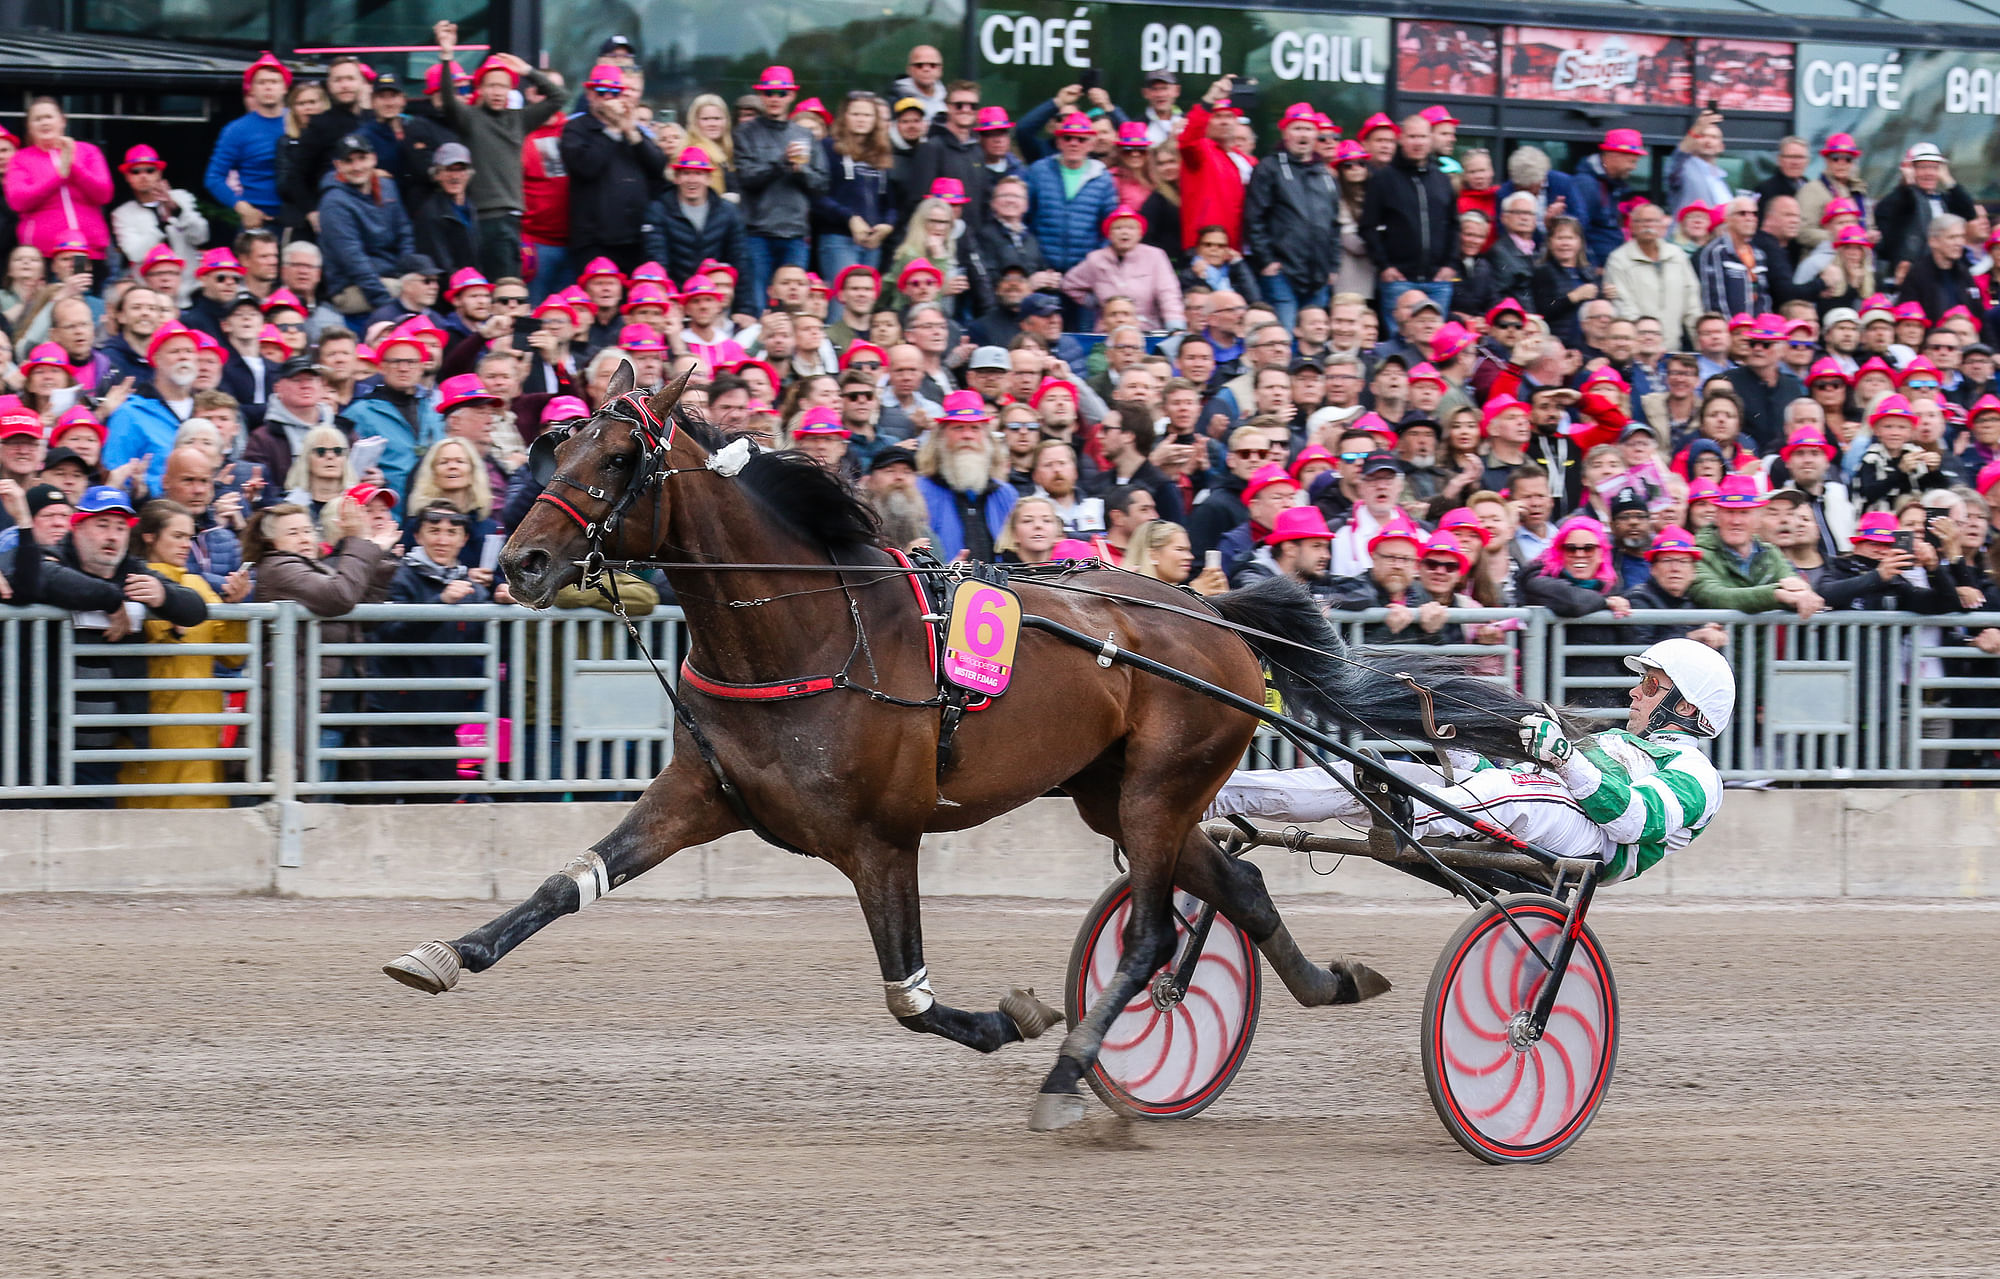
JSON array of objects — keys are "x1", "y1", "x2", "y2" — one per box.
[{"x1": 382, "y1": 367, "x2": 1545, "y2": 1129}]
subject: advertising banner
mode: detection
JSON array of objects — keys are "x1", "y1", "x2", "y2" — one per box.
[
  {"x1": 1396, "y1": 21, "x2": 1498, "y2": 99},
  {"x1": 1504, "y1": 27, "x2": 1692, "y2": 107},
  {"x1": 1694, "y1": 39, "x2": 1794, "y2": 114},
  {"x1": 1796, "y1": 43, "x2": 2000, "y2": 201},
  {"x1": 975, "y1": 2, "x2": 1389, "y2": 145}
]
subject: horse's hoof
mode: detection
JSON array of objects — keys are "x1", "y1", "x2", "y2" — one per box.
[
  {"x1": 1330, "y1": 957, "x2": 1392, "y2": 1004},
  {"x1": 1029, "y1": 1090, "x2": 1089, "y2": 1132},
  {"x1": 1001, "y1": 987, "x2": 1066, "y2": 1040},
  {"x1": 383, "y1": 941, "x2": 463, "y2": 994}
]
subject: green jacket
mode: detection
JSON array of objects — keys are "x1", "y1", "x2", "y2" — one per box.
[{"x1": 1688, "y1": 525, "x2": 1791, "y2": 612}]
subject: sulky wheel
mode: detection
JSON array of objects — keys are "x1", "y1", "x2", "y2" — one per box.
[
  {"x1": 1064, "y1": 876, "x2": 1261, "y2": 1120},
  {"x1": 1421, "y1": 893, "x2": 1618, "y2": 1164}
]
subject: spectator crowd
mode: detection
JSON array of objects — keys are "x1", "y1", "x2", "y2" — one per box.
[{"x1": 2, "y1": 37, "x2": 1999, "y2": 801}]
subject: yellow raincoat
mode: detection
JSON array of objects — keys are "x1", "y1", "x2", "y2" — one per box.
[{"x1": 116, "y1": 563, "x2": 248, "y2": 808}]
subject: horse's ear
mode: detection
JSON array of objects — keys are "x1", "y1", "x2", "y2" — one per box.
[
  {"x1": 648, "y1": 366, "x2": 697, "y2": 422},
  {"x1": 606, "y1": 359, "x2": 636, "y2": 401}
]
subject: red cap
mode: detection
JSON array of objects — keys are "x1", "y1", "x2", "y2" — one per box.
[
  {"x1": 793, "y1": 96, "x2": 834, "y2": 127},
  {"x1": 1027, "y1": 379, "x2": 1075, "y2": 410},
  {"x1": 345, "y1": 482, "x2": 399, "y2": 509},
  {"x1": 840, "y1": 341, "x2": 888, "y2": 369},
  {"x1": 145, "y1": 322, "x2": 199, "y2": 365},
  {"x1": 0, "y1": 396, "x2": 41, "y2": 439},
  {"x1": 1101, "y1": 206, "x2": 1146, "y2": 238},
  {"x1": 477, "y1": 56, "x2": 521, "y2": 87},
  {"x1": 834, "y1": 264, "x2": 880, "y2": 294},
  {"x1": 1484, "y1": 298, "x2": 1528, "y2": 327},
  {"x1": 243, "y1": 52, "x2": 292, "y2": 91}
]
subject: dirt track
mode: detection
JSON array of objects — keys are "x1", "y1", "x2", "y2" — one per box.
[{"x1": 4, "y1": 893, "x2": 1998, "y2": 1278}]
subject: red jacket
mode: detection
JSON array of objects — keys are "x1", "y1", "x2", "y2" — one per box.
[
  {"x1": 1176, "y1": 104, "x2": 1249, "y2": 251},
  {"x1": 520, "y1": 116, "x2": 568, "y2": 246}
]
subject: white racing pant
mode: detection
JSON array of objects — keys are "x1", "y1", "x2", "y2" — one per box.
[{"x1": 1208, "y1": 761, "x2": 1616, "y2": 864}]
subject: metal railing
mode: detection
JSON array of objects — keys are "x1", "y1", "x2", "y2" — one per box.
[{"x1": 3, "y1": 602, "x2": 1998, "y2": 803}]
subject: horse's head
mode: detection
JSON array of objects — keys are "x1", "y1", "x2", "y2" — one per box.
[{"x1": 503, "y1": 363, "x2": 697, "y2": 608}]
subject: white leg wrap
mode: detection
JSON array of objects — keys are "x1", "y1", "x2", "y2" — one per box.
[
  {"x1": 884, "y1": 966, "x2": 936, "y2": 1018},
  {"x1": 562, "y1": 852, "x2": 612, "y2": 908}
]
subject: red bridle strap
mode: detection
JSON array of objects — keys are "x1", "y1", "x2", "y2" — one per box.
[{"x1": 533, "y1": 490, "x2": 598, "y2": 534}]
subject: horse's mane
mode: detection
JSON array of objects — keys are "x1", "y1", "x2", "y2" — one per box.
[{"x1": 673, "y1": 409, "x2": 884, "y2": 556}]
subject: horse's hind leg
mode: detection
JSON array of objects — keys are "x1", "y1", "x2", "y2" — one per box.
[
  {"x1": 1173, "y1": 832, "x2": 1391, "y2": 1008},
  {"x1": 382, "y1": 752, "x2": 740, "y2": 993},
  {"x1": 848, "y1": 845, "x2": 1065, "y2": 1053}
]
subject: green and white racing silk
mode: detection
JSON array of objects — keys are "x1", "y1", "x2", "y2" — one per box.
[{"x1": 1554, "y1": 729, "x2": 1723, "y2": 882}]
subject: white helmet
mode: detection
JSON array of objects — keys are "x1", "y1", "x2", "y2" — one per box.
[{"x1": 1625, "y1": 639, "x2": 1735, "y2": 738}]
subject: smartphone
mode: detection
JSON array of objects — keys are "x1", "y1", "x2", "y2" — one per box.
[
  {"x1": 1231, "y1": 76, "x2": 1261, "y2": 109},
  {"x1": 1078, "y1": 66, "x2": 1101, "y2": 93},
  {"x1": 512, "y1": 316, "x2": 546, "y2": 352},
  {"x1": 1892, "y1": 530, "x2": 1915, "y2": 556},
  {"x1": 659, "y1": 107, "x2": 678, "y2": 125},
  {"x1": 1204, "y1": 550, "x2": 1222, "y2": 572},
  {"x1": 1705, "y1": 98, "x2": 1720, "y2": 114}
]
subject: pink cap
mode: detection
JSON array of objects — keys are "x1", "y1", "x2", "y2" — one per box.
[
  {"x1": 621, "y1": 283, "x2": 672, "y2": 314},
  {"x1": 1429, "y1": 321, "x2": 1476, "y2": 363},
  {"x1": 543, "y1": 395, "x2": 591, "y2": 422},
  {"x1": 1601, "y1": 127, "x2": 1646, "y2": 156},
  {"x1": 896, "y1": 257, "x2": 943, "y2": 290},
  {"x1": 1406, "y1": 362, "x2": 1447, "y2": 389},
  {"x1": 1286, "y1": 444, "x2": 1336, "y2": 483},
  {"x1": 1869, "y1": 393, "x2": 1917, "y2": 425},
  {"x1": 618, "y1": 323, "x2": 665, "y2": 353},
  {"x1": 579, "y1": 256, "x2": 625, "y2": 285},
  {"x1": 119, "y1": 144, "x2": 166, "y2": 172},
  {"x1": 1357, "y1": 112, "x2": 1399, "y2": 138},
  {"x1": 1333, "y1": 140, "x2": 1369, "y2": 165},
  {"x1": 975, "y1": 107, "x2": 1014, "y2": 133},
  {"x1": 928, "y1": 177, "x2": 969, "y2": 205},
  {"x1": 1645, "y1": 525, "x2": 1704, "y2": 559},
  {"x1": 1421, "y1": 529, "x2": 1472, "y2": 573},
  {"x1": 444, "y1": 267, "x2": 491, "y2": 300},
  {"x1": 1852, "y1": 511, "x2": 1900, "y2": 544},
  {"x1": 1820, "y1": 133, "x2": 1861, "y2": 157},
  {"x1": 140, "y1": 243, "x2": 185, "y2": 273},
  {"x1": 670, "y1": 146, "x2": 715, "y2": 172},
  {"x1": 1101, "y1": 206, "x2": 1147, "y2": 237},
  {"x1": 1436, "y1": 505, "x2": 1492, "y2": 548},
  {"x1": 680, "y1": 274, "x2": 726, "y2": 300},
  {"x1": 792, "y1": 406, "x2": 850, "y2": 438},
  {"x1": 477, "y1": 56, "x2": 521, "y2": 87},
  {"x1": 938, "y1": 389, "x2": 992, "y2": 422},
  {"x1": 753, "y1": 65, "x2": 798, "y2": 92},
  {"x1": 243, "y1": 51, "x2": 292, "y2": 91},
  {"x1": 1115, "y1": 120, "x2": 1150, "y2": 148},
  {"x1": 1419, "y1": 105, "x2": 1459, "y2": 126},
  {"x1": 1265, "y1": 506, "x2": 1335, "y2": 544},
  {"x1": 1834, "y1": 226, "x2": 1872, "y2": 248},
  {"x1": 1054, "y1": 112, "x2": 1096, "y2": 138},
  {"x1": 1976, "y1": 458, "x2": 2000, "y2": 496},
  {"x1": 1242, "y1": 464, "x2": 1299, "y2": 504},
  {"x1": 1366, "y1": 511, "x2": 1426, "y2": 554},
  {"x1": 1280, "y1": 102, "x2": 1320, "y2": 128},
  {"x1": 196, "y1": 247, "x2": 244, "y2": 277},
  {"x1": 436, "y1": 373, "x2": 502, "y2": 413},
  {"x1": 1713, "y1": 474, "x2": 1767, "y2": 508},
  {"x1": 1480, "y1": 395, "x2": 1529, "y2": 432},
  {"x1": 793, "y1": 96, "x2": 833, "y2": 127}
]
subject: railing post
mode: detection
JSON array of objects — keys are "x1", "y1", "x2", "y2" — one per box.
[{"x1": 269, "y1": 603, "x2": 303, "y2": 869}]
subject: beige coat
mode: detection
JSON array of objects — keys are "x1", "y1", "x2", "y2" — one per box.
[{"x1": 1604, "y1": 238, "x2": 1704, "y2": 349}]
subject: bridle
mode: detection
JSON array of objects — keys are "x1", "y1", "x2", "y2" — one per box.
[{"x1": 529, "y1": 389, "x2": 713, "y2": 572}]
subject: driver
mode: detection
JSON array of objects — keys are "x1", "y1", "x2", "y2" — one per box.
[{"x1": 1207, "y1": 639, "x2": 1733, "y2": 883}]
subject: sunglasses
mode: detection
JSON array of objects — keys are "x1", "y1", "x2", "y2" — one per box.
[
  {"x1": 848, "y1": 360, "x2": 882, "y2": 371},
  {"x1": 311, "y1": 446, "x2": 348, "y2": 457},
  {"x1": 126, "y1": 165, "x2": 159, "y2": 176},
  {"x1": 1231, "y1": 448, "x2": 1272, "y2": 459},
  {"x1": 1492, "y1": 318, "x2": 1523, "y2": 330},
  {"x1": 1561, "y1": 541, "x2": 1600, "y2": 553},
  {"x1": 591, "y1": 86, "x2": 624, "y2": 97},
  {"x1": 911, "y1": 60, "x2": 941, "y2": 68},
  {"x1": 1746, "y1": 340, "x2": 1776, "y2": 350},
  {"x1": 1337, "y1": 450, "x2": 1370, "y2": 463},
  {"x1": 495, "y1": 294, "x2": 529, "y2": 305},
  {"x1": 209, "y1": 272, "x2": 243, "y2": 284},
  {"x1": 1637, "y1": 670, "x2": 1670, "y2": 696},
  {"x1": 1420, "y1": 558, "x2": 1460, "y2": 572},
  {"x1": 274, "y1": 321, "x2": 306, "y2": 332},
  {"x1": 1787, "y1": 341, "x2": 1817, "y2": 349},
  {"x1": 1906, "y1": 380, "x2": 1940, "y2": 391},
  {"x1": 1005, "y1": 422, "x2": 1041, "y2": 431},
  {"x1": 758, "y1": 89, "x2": 792, "y2": 98},
  {"x1": 1924, "y1": 342, "x2": 1959, "y2": 351},
  {"x1": 841, "y1": 390, "x2": 875, "y2": 401},
  {"x1": 948, "y1": 101, "x2": 977, "y2": 111}
]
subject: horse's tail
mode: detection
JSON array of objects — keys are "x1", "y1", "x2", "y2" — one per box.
[{"x1": 1207, "y1": 577, "x2": 1549, "y2": 764}]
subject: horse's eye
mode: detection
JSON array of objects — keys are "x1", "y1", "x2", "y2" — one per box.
[{"x1": 604, "y1": 453, "x2": 631, "y2": 471}]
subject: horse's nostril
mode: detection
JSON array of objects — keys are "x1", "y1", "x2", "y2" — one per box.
[{"x1": 517, "y1": 548, "x2": 550, "y2": 580}]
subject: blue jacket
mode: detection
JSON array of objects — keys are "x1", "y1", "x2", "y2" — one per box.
[
  {"x1": 336, "y1": 384, "x2": 442, "y2": 502},
  {"x1": 916, "y1": 476, "x2": 1017, "y2": 561},
  {"x1": 1498, "y1": 171, "x2": 1580, "y2": 232},
  {"x1": 1569, "y1": 154, "x2": 1631, "y2": 268},
  {"x1": 1024, "y1": 156, "x2": 1116, "y2": 272},
  {"x1": 204, "y1": 110, "x2": 286, "y2": 216},
  {"x1": 317, "y1": 169, "x2": 415, "y2": 309},
  {"x1": 104, "y1": 389, "x2": 188, "y2": 491}
]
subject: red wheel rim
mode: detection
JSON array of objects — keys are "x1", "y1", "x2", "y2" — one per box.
[
  {"x1": 1074, "y1": 887, "x2": 1259, "y2": 1117},
  {"x1": 1432, "y1": 904, "x2": 1614, "y2": 1159}
]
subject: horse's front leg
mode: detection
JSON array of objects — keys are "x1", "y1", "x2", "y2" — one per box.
[
  {"x1": 846, "y1": 844, "x2": 1064, "y2": 1053},
  {"x1": 382, "y1": 748, "x2": 740, "y2": 993}
]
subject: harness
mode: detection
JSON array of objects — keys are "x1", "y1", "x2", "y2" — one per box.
[{"x1": 528, "y1": 400, "x2": 990, "y2": 853}]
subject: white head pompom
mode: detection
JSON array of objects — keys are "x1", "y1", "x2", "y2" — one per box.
[{"x1": 706, "y1": 438, "x2": 755, "y2": 477}]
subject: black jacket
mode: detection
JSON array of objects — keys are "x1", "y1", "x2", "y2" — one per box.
[
  {"x1": 558, "y1": 113, "x2": 669, "y2": 249},
  {"x1": 367, "y1": 553, "x2": 490, "y2": 717},
  {"x1": 1085, "y1": 461, "x2": 1185, "y2": 525},
  {"x1": 1819, "y1": 553, "x2": 1957, "y2": 612},
  {"x1": 641, "y1": 195, "x2": 749, "y2": 308},
  {"x1": 410, "y1": 188, "x2": 480, "y2": 277},
  {"x1": 904, "y1": 121, "x2": 982, "y2": 221},
  {"x1": 292, "y1": 105, "x2": 364, "y2": 213},
  {"x1": 1626, "y1": 576, "x2": 1709, "y2": 645},
  {"x1": 964, "y1": 219, "x2": 1052, "y2": 317},
  {"x1": 1875, "y1": 181, "x2": 1978, "y2": 277},
  {"x1": 734, "y1": 114, "x2": 829, "y2": 239},
  {"x1": 1322, "y1": 572, "x2": 1450, "y2": 646},
  {"x1": 1722, "y1": 365, "x2": 1807, "y2": 450},
  {"x1": 1359, "y1": 150, "x2": 1458, "y2": 280},
  {"x1": 1898, "y1": 251, "x2": 1982, "y2": 323},
  {"x1": 52, "y1": 541, "x2": 208, "y2": 748},
  {"x1": 1243, "y1": 151, "x2": 1339, "y2": 291},
  {"x1": 1183, "y1": 471, "x2": 1248, "y2": 560}
]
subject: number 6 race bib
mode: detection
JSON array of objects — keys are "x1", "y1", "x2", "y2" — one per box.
[{"x1": 942, "y1": 580, "x2": 1021, "y2": 697}]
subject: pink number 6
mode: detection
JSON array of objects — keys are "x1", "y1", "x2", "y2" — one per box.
[{"x1": 965, "y1": 589, "x2": 1005, "y2": 657}]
